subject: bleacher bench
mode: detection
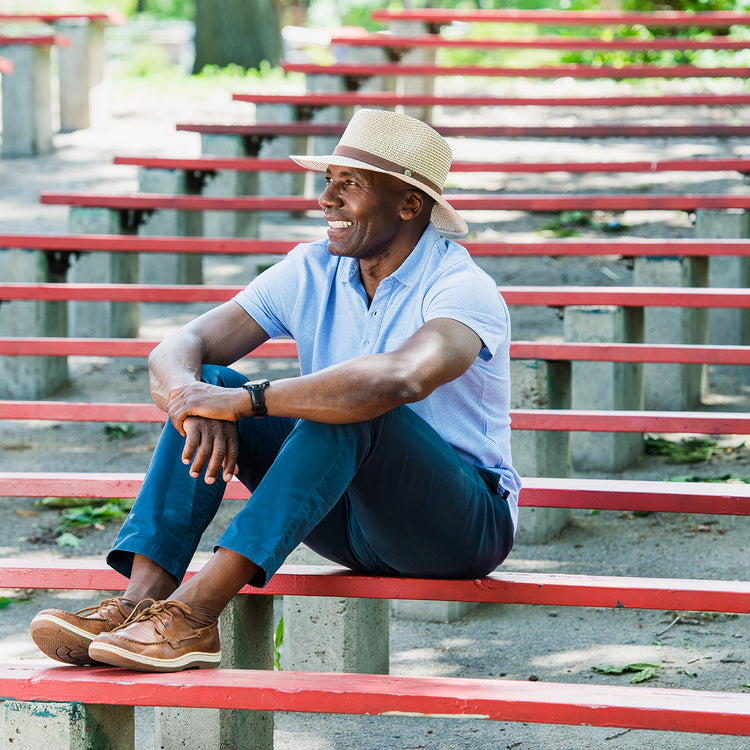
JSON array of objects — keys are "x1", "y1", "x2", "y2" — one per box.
[
  {"x1": 35, "y1": 189, "x2": 750, "y2": 216},
  {"x1": 331, "y1": 30, "x2": 750, "y2": 53},
  {"x1": 370, "y1": 8, "x2": 750, "y2": 28},
  {"x1": 176, "y1": 119, "x2": 750, "y2": 142},
  {"x1": 112, "y1": 155, "x2": 750, "y2": 177},
  {"x1": 282, "y1": 60, "x2": 750, "y2": 82},
  {"x1": 4, "y1": 233, "x2": 750, "y2": 259}
]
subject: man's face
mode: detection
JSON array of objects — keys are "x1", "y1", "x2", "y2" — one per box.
[{"x1": 319, "y1": 164, "x2": 410, "y2": 262}]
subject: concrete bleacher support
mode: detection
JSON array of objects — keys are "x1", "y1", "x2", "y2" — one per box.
[
  {"x1": 66, "y1": 209, "x2": 139, "y2": 339},
  {"x1": 56, "y1": 19, "x2": 106, "y2": 132},
  {"x1": 0, "y1": 43, "x2": 53, "y2": 157},
  {"x1": 696, "y1": 208, "x2": 750, "y2": 347},
  {"x1": 633, "y1": 257, "x2": 708, "y2": 410},
  {"x1": 564, "y1": 306, "x2": 645, "y2": 472},
  {"x1": 199, "y1": 135, "x2": 261, "y2": 238},
  {"x1": 2, "y1": 699, "x2": 134, "y2": 749},
  {"x1": 137, "y1": 168, "x2": 203, "y2": 283},
  {"x1": 156, "y1": 595, "x2": 274, "y2": 749},
  {"x1": 282, "y1": 546, "x2": 390, "y2": 672},
  {"x1": 509, "y1": 358, "x2": 572, "y2": 543},
  {"x1": 0, "y1": 249, "x2": 67, "y2": 399}
]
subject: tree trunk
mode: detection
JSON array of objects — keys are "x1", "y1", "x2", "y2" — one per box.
[{"x1": 193, "y1": 0, "x2": 282, "y2": 73}]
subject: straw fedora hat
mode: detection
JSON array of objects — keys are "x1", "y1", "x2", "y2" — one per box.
[{"x1": 290, "y1": 108, "x2": 468, "y2": 236}]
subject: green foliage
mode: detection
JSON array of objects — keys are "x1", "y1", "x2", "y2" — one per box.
[
  {"x1": 274, "y1": 617, "x2": 284, "y2": 670},
  {"x1": 593, "y1": 662, "x2": 660, "y2": 683},
  {"x1": 537, "y1": 210, "x2": 629, "y2": 237},
  {"x1": 120, "y1": 43, "x2": 174, "y2": 77},
  {"x1": 56, "y1": 532, "x2": 82, "y2": 549},
  {"x1": 645, "y1": 436, "x2": 727, "y2": 463},
  {"x1": 53, "y1": 499, "x2": 132, "y2": 537},
  {"x1": 0, "y1": 597, "x2": 13, "y2": 610},
  {"x1": 105, "y1": 423, "x2": 137, "y2": 440},
  {"x1": 668, "y1": 472, "x2": 750, "y2": 483}
]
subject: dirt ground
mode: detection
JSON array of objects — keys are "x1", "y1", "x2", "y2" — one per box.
[{"x1": 1, "y1": 57, "x2": 749, "y2": 749}]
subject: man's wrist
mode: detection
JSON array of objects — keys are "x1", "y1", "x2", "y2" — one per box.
[{"x1": 242, "y1": 379, "x2": 271, "y2": 417}]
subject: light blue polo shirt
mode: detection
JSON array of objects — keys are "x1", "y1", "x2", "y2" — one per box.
[{"x1": 233, "y1": 224, "x2": 521, "y2": 530}]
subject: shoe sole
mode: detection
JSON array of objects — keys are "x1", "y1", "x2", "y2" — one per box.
[
  {"x1": 29, "y1": 613, "x2": 104, "y2": 666},
  {"x1": 88, "y1": 641, "x2": 221, "y2": 673}
]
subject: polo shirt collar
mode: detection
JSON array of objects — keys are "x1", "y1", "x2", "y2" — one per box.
[{"x1": 338, "y1": 223, "x2": 438, "y2": 289}]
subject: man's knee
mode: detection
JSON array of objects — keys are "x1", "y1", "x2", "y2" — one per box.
[{"x1": 200, "y1": 364, "x2": 246, "y2": 389}]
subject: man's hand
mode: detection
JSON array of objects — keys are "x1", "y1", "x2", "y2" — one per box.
[
  {"x1": 180, "y1": 416, "x2": 239, "y2": 484},
  {"x1": 168, "y1": 383, "x2": 248, "y2": 484},
  {"x1": 167, "y1": 381, "x2": 247, "y2": 435}
]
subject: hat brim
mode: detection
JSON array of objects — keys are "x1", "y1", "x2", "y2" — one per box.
[{"x1": 290, "y1": 153, "x2": 468, "y2": 237}]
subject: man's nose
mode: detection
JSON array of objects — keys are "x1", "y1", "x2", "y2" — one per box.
[{"x1": 319, "y1": 180, "x2": 341, "y2": 209}]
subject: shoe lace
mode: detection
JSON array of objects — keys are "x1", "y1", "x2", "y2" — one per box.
[
  {"x1": 74, "y1": 596, "x2": 137, "y2": 619},
  {"x1": 119, "y1": 599, "x2": 194, "y2": 631}
]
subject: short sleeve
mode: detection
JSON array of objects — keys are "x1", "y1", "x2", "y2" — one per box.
[
  {"x1": 232, "y1": 245, "x2": 306, "y2": 339},
  {"x1": 422, "y1": 261, "x2": 510, "y2": 361}
]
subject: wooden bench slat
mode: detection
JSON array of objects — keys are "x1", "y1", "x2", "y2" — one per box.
[
  {"x1": 5, "y1": 233, "x2": 750, "y2": 257},
  {"x1": 283, "y1": 61, "x2": 750, "y2": 80},
  {"x1": 1, "y1": 560, "x2": 749, "y2": 613},
  {"x1": 232, "y1": 91, "x2": 750, "y2": 108},
  {"x1": 112, "y1": 155, "x2": 750, "y2": 174},
  {"x1": 331, "y1": 32, "x2": 750, "y2": 52},
  {"x1": 0, "y1": 663, "x2": 748, "y2": 734},
  {"x1": 3, "y1": 337, "x2": 749, "y2": 365},
  {"x1": 1, "y1": 400, "x2": 747, "y2": 434},
  {"x1": 0, "y1": 34, "x2": 68, "y2": 47},
  {"x1": 0, "y1": 12, "x2": 125, "y2": 25},
  {"x1": 3, "y1": 283, "x2": 749, "y2": 308},
  {"x1": 176, "y1": 121, "x2": 750, "y2": 138},
  {"x1": 370, "y1": 8, "x2": 750, "y2": 28},
  {"x1": 1, "y1": 472, "x2": 748, "y2": 515},
  {"x1": 36, "y1": 190, "x2": 750, "y2": 213}
]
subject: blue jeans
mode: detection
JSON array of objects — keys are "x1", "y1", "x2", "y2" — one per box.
[{"x1": 108, "y1": 365, "x2": 514, "y2": 587}]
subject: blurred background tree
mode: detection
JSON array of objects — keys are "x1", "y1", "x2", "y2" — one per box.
[{"x1": 192, "y1": 0, "x2": 282, "y2": 73}]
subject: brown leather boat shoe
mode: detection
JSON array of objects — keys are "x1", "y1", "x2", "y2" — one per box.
[
  {"x1": 88, "y1": 600, "x2": 221, "y2": 673},
  {"x1": 30, "y1": 597, "x2": 140, "y2": 666}
]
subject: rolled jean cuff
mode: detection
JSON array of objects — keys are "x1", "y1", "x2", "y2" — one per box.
[{"x1": 106, "y1": 537, "x2": 193, "y2": 586}]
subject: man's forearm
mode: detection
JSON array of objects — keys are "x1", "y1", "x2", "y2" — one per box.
[{"x1": 262, "y1": 353, "x2": 422, "y2": 424}]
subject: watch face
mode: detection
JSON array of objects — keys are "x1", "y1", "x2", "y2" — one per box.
[{"x1": 245, "y1": 379, "x2": 269, "y2": 390}]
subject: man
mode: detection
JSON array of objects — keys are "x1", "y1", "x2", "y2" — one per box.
[{"x1": 30, "y1": 109, "x2": 520, "y2": 673}]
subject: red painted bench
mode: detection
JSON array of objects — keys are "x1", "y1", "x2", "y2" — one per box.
[
  {"x1": 112, "y1": 154, "x2": 750, "y2": 177},
  {"x1": 176, "y1": 119, "x2": 750, "y2": 140},
  {"x1": 231, "y1": 89, "x2": 750, "y2": 110},
  {"x1": 2, "y1": 557, "x2": 750, "y2": 611},
  {"x1": 4, "y1": 233, "x2": 750, "y2": 259},
  {"x1": 2, "y1": 472, "x2": 749, "y2": 516},
  {"x1": 0, "y1": 34, "x2": 69, "y2": 48},
  {"x1": 0, "y1": 12, "x2": 125, "y2": 25},
  {"x1": 2, "y1": 282, "x2": 748, "y2": 308},
  {"x1": 2, "y1": 336, "x2": 749, "y2": 365},
  {"x1": 3, "y1": 398, "x2": 748, "y2": 436},
  {"x1": 0, "y1": 662, "x2": 747, "y2": 736},
  {"x1": 370, "y1": 8, "x2": 750, "y2": 29},
  {"x1": 331, "y1": 30, "x2": 750, "y2": 53},
  {"x1": 36, "y1": 190, "x2": 750, "y2": 215},
  {"x1": 0, "y1": 12, "x2": 123, "y2": 135},
  {"x1": 283, "y1": 60, "x2": 750, "y2": 82}
]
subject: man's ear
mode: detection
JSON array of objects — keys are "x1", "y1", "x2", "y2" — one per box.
[{"x1": 399, "y1": 189, "x2": 431, "y2": 221}]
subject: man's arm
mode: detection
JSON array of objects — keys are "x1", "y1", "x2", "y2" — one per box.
[
  {"x1": 168, "y1": 317, "x2": 482, "y2": 427},
  {"x1": 149, "y1": 300, "x2": 270, "y2": 411}
]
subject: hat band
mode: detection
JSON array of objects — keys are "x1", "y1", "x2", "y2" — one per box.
[{"x1": 333, "y1": 145, "x2": 443, "y2": 195}]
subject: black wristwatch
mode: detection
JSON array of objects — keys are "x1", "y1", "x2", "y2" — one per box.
[{"x1": 243, "y1": 379, "x2": 270, "y2": 417}]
